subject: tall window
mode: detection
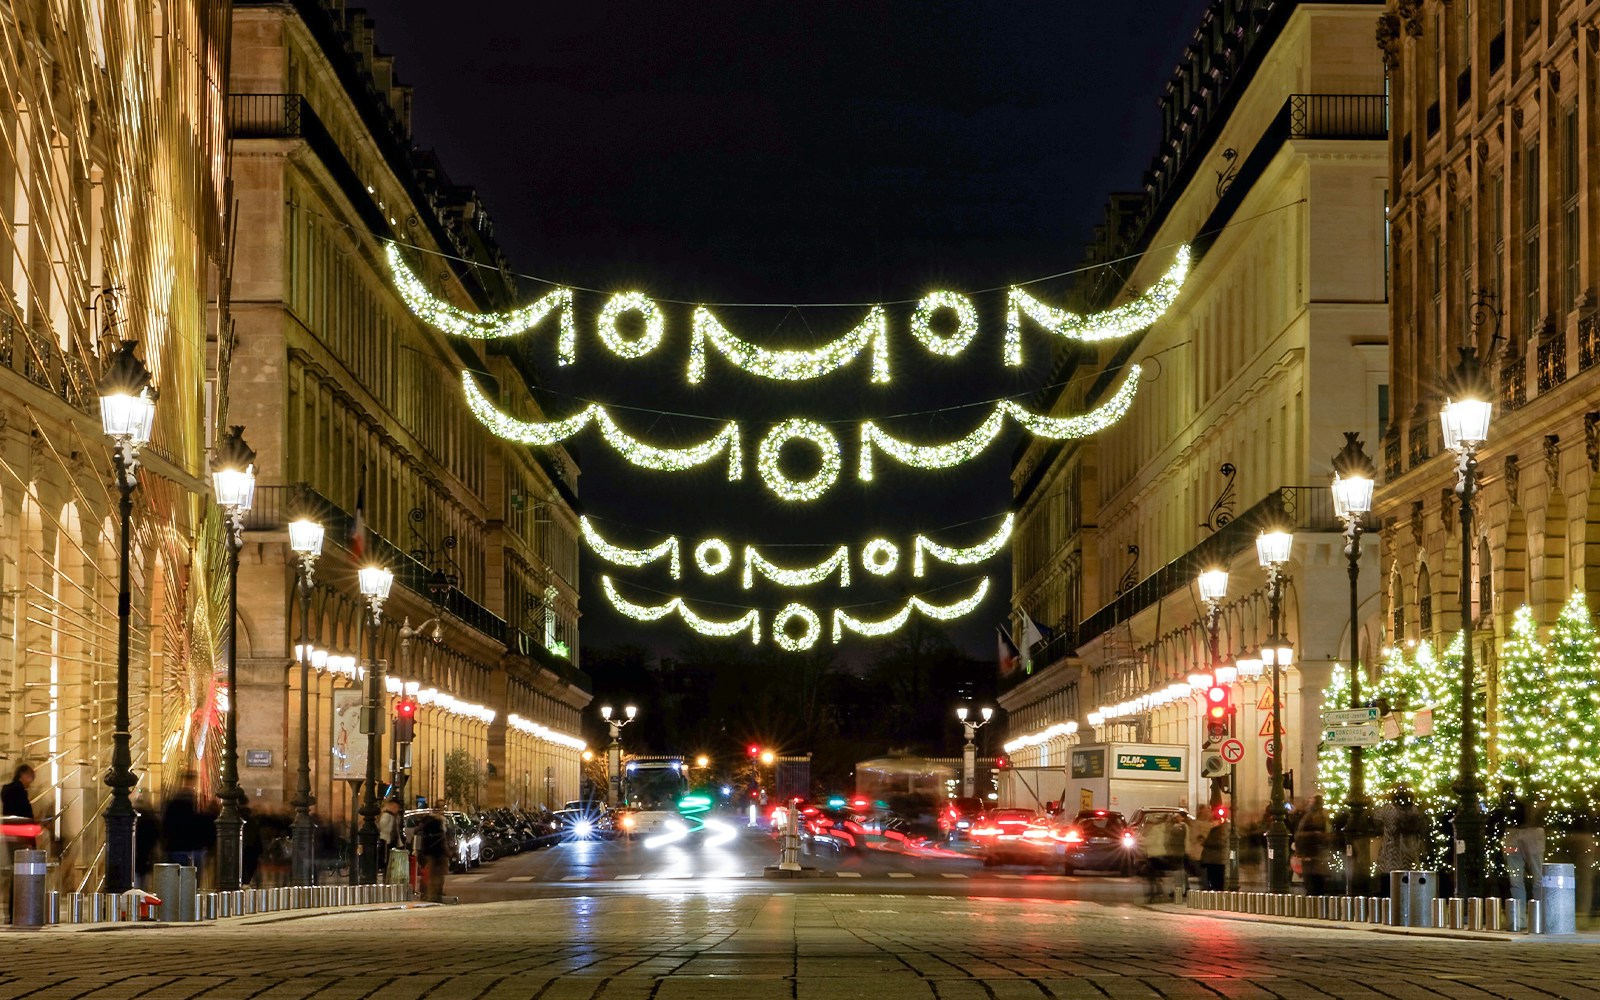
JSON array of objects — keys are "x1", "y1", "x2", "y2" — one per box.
[
  {"x1": 1561, "y1": 107, "x2": 1579, "y2": 313},
  {"x1": 1490, "y1": 170, "x2": 1505, "y2": 300},
  {"x1": 1523, "y1": 138, "x2": 1541, "y2": 337}
]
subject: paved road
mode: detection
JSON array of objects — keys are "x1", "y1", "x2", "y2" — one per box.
[
  {"x1": 15, "y1": 892, "x2": 1600, "y2": 999},
  {"x1": 450, "y1": 821, "x2": 1151, "y2": 903}
]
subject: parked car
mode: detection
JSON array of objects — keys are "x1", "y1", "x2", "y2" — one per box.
[
  {"x1": 1056, "y1": 809, "x2": 1134, "y2": 875},
  {"x1": 404, "y1": 809, "x2": 475, "y2": 873}
]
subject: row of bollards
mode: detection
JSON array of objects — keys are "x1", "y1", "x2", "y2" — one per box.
[
  {"x1": 1186, "y1": 889, "x2": 1551, "y2": 934},
  {"x1": 35, "y1": 880, "x2": 410, "y2": 926}
]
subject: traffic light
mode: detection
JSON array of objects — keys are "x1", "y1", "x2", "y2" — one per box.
[
  {"x1": 747, "y1": 744, "x2": 760, "y2": 758},
  {"x1": 1204, "y1": 685, "x2": 1231, "y2": 740},
  {"x1": 1212, "y1": 804, "x2": 1228, "y2": 823},
  {"x1": 394, "y1": 698, "x2": 417, "y2": 743}
]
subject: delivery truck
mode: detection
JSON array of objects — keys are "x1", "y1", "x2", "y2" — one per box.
[{"x1": 998, "y1": 742, "x2": 1189, "y2": 817}]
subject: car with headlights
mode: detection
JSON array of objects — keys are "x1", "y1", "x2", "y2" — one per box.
[
  {"x1": 1056, "y1": 809, "x2": 1134, "y2": 874},
  {"x1": 938, "y1": 796, "x2": 985, "y2": 841},
  {"x1": 404, "y1": 809, "x2": 476, "y2": 872},
  {"x1": 972, "y1": 808, "x2": 1054, "y2": 866},
  {"x1": 552, "y1": 807, "x2": 610, "y2": 841}
]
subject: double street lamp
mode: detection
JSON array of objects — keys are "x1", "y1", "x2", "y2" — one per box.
[
  {"x1": 356, "y1": 563, "x2": 394, "y2": 884},
  {"x1": 212, "y1": 426, "x2": 258, "y2": 891},
  {"x1": 600, "y1": 704, "x2": 636, "y2": 806},
  {"x1": 98, "y1": 340, "x2": 157, "y2": 894},
  {"x1": 1331, "y1": 432, "x2": 1376, "y2": 895},
  {"x1": 1440, "y1": 346, "x2": 1493, "y2": 898},
  {"x1": 1256, "y1": 528, "x2": 1295, "y2": 894},
  {"x1": 287, "y1": 511, "x2": 325, "y2": 886},
  {"x1": 955, "y1": 705, "x2": 993, "y2": 798}
]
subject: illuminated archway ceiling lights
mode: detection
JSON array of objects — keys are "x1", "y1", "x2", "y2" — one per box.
[
  {"x1": 463, "y1": 365, "x2": 1141, "y2": 500},
  {"x1": 601, "y1": 575, "x2": 991, "y2": 650},
  {"x1": 581, "y1": 513, "x2": 1013, "y2": 586},
  {"x1": 388, "y1": 242, "x2": 1189, "y2": 379}
]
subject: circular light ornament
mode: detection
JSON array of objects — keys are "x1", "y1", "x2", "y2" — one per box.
[
  {"x1": 757, "y1": 418, "x2": 842, "y2": 502},
  {"x1": 773, "y1": 603, "x2": 822, "y2": 651},
  {"x1": 597, "y1": 292, "x2": 666, "y2": 359},
  {"x1": 910, "y1": 291, "x2": 979, "y2": 357},
  {"x1": 862, "y1": 538, "x2": 900, "y2": 577},
  {"x1": 695, "y1": 538, "x2": 733, "y2": 576}
]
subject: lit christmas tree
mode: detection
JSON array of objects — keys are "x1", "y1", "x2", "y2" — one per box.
[
  {"x1": 1493, "y1": 604, "x2": 1547, "y2": 805},
  {"x1": 1317, "y1": 663, "x2": 1352, "y2": 808},
  {"x1": 1540, "y1": 591, "x2": 1600, "y2": 823}
]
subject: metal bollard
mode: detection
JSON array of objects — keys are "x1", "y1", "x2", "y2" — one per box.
[
  {"x1": 45, "y1": 890, "x2": 59, "y2": 925},
  {"x1": 1431, "y1": 898, "x2": 1447, "y2": 929},
  {"x1": 10, "y1": 849, "x2": 48, "y2": 928},
  {"x1": 1529, "y1": 899, "x2": 1544, "y2": 934},
  {"x1": 1487, "y1": 898, "x2": 1505, "y2": 931},
  {"x1": 1379, "y1": 897, "x2": 1391, "y2": 925},
  {"x1": 1354, "y1": 897, "x2": 1367, "y2": 923},
  {"x1": 1469, "y1": 897, "x2": 1485, "y2": 930},
  {"x1": 1506, "y1": 897, "x2": 1526, "y2": 932},
  {"x1": 1539, "y1": 864, "x2": 1577, "y2": 934},
  {"x1": 1367, "y1": 897, "x2": 1381, "y2": 923},
  {"x1": 1449, "y1": 897, "x2": 1465, "y2": 929},
  {"x1": 68, "y1": 892, "x2": 85, "y2": 923},
  {"x1": 88, "y1": 893, "x2": 105, "y2": 922},
  {"x1": 103, "y1": 893, "x2": 123, "y2": 923},
  {"x1": 154, "y1": 864, "x2": 182, "y2": 922}
]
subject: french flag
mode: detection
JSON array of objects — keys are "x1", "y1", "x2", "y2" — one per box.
[{"x1": 997, "y1": 626, "x2": 1020, "y2": 675}]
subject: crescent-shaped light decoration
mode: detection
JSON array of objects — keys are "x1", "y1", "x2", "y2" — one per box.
[
  {"x1": 580, "y1": 516, "x2": 682, "y2": 579},
  {"x1": 601, "y1": 575, "x2": 761, "y2": 642},
  {"x1": 912, "y1": 512, "x2": 1014, "y2": 577},
  {"x1": 600, "y1": 575, "x2": 681, "y2": 622},
  {"x1": 389, "y1": 243, "x2": 578, "y2": 363},
  {"x1": 688, "y1": 305, "x2": 891, "y2": 384},
  {"x1": 997, "y1": 363, "x2": 1144, "y2": 438},
  {"x1": 462, "y1": 371, "x2": 598, "y2": 445},
  {"x1": 1004, "y1": 245, "x2": 1190, "y2": 366},
  {"x1": 831, "y1": 577, "x2": 992, "y2": 643},
  {"x1": 742, "y1": 545, "x2": 851, "y2": 590}
]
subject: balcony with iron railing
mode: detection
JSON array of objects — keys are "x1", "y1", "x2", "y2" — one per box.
[
  {"x1": 0, "y1": 314, "x2": 102, "y2": 414},
  {"x1": 244, "y1": 484, "x2": 590, "y2": 692}
]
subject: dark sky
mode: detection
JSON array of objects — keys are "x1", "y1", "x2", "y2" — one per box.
[{"x1": 357, "y1": 0, "x2": 1215, "y2": 659}]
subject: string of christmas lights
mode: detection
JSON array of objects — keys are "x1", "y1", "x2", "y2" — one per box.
[
  {"x1": 858, "y1": 364, "x2": 1142, "y2": 481},
  {"x1": 773, "y1": 603, "x2": 823, "y2": 652},
  {"x1": 1004, "y1": 246, "x2": 1190, "y2": 366},
  {"x1": 389, "y1": 243, "x2": 578, "y2": 363},
  {"x1": 831, "y1": 577, "x2": 992, "y2": 642},
  {"x1": 743, "y1": 546, "x2": 851, "y2": 589},
  {"x1": 861, "y1": 539, "x2": 900, "y2": 576},
  {"x1": 598, "y1": 291, "x2": 667, "y2": 359},
  {"x1": 910, "y1": 291, "x2": 979, "y2": 356},
  {"x1": 912, "y1": 512, "x2": 1013, "y2": 577},
  {"x1": 580, "y1": 516, "x2": 682, "y2": 579},
  {"x1": 689, "y1": 306, "x2": 891, "y2": 384},
  {"x1": 695, "y1": 538, "x2": 733, "y2": 576},
  {"x1": 757, "y1": 418, "x2": 842, "y2": 501}
]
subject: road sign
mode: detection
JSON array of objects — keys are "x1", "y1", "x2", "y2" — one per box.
[
  {"x1": 1322, "y1": 723, "x2": 1381, "y2": 747},
  {"x1": 1263, "y1": 737, "x2": 1279, "y2": 758},
  {"x1": 1258, "y1": 712, "x2": 1277, "y2": 737},
  {"x1": 1322, "y1": 707, "x2": 1379, "y2": 727},
  {"x1": 1256, "y1": 689, "x2": 1282, "y2": 710},
  {"x1": 1220, "y1": 738, "x2": 1245, "y2": 764}
]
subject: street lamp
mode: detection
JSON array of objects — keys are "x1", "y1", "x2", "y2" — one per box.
[
  {"x1": 956, "y1": 705, "x2": 994, "y2": 798},
  {"x1": 1331, "y1": 431, "x2": 1377, "y2": 895},
  {"x1": 1440, "y1": 345, "x2": 1492, "y2": 898},
  {"x1": 1256, "y1": 527, "x2": 1294, "y2": 893},
  {"x1": 98, "y1": 340, "x2": 156, "y2": 894},
  {"x1": 211, "y1": 426, "x2": 257, "y2": 891},
  {"x1": 356, "y1": 563, "x2": 393, "y2": 884},
  {"x1": 600, "y1": 704, "x2": 636, "y2": 806},
  {"x1": 287, "y1": 508, "x2": 324, "y2": 886},
  {"x1": 1197, "y1": 567, "x2": 1240, "y2": 890}
]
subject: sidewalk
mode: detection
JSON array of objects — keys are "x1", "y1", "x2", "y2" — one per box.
[{"x1": 1160, "y1": 899, "x2": 1600, "y2": 942}]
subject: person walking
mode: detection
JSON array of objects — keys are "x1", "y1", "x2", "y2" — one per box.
[
  {"x1": 377, "y1": 798, "x2": 401, "y2": 875},
  {"x1": 2, "y1": 764, "x2": 37, "y2": 923},
  {"x1": 413, "y1": 807, "x2": 449, "y2": 902},
  {"x1": 1201, "y1": 818, "x2": 1228, "y2": 890},
  {"x1": 1294, "y1": 796, "x2": 1332, "y2": 896},
  {"x1": 1503, "y1": 794, "x2": 1545, "y2": 907},
  {"x1": 160, "y1": 772, "x2": 214, "y2": 875},
  {"x1": 1374, "y1": 784, "x2": 1427, "y2": 875}
]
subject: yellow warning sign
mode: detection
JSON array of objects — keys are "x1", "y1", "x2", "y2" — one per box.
[
  {"x1": 1258, "y1": 712, "x2": 1278, "y2": 737},
  {"x1": 1256, "y1": 689, "x2": 1283, "y2": 710}
]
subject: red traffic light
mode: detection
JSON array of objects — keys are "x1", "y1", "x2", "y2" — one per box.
[
  {"x1": 397, "y1": 698, "x2": 417, "y2": 719},
  {"x1": 748, "y1": 744, "x2": 761, "y2": 758},
  {"x1": 1206, "y1": 686, "x2": 1229, "y2": 720},
  {"x1": 1212, "y1": 805, "x2": 1228, "y2": 822}
]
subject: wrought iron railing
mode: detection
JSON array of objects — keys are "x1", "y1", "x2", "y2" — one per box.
[
  {"x1": 1501, "y1": 357, "x2": 1526, "y2": 410},
  {"x1": 1287, "y1": 94, "x2": 1388, "y2": 140},
  {"x1": 1408, "y1": 421, "x2": 1431, "y2": 466},
  {"x1": 1580, "y1": 313, "x2": 1599, "y2": 372},
  {"x1": 227, "y1": 94, "x2": 388, "y2": 236},
  {"x1": 1537, "y1": 334, "x2": 1567, "y2": 392}
]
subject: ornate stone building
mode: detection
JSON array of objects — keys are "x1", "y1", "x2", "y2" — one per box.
[
  {"x1": 225, "y1": 0, "x2": 589, "y2": 819},
  {"x1": 0, "y1": 1, "x2": 231, "y2": 889},
  {"x1": 1377, "y1": 0, "x2": 1600, "y2": 721},
  {"x1": 1005, "y1": 0, "x2": 1389, "y2": 817}
]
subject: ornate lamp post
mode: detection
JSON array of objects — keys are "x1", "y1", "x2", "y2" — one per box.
[
  {"x1": 955, "y1": 705, "x2": 994, "y2": 798},
  {"x1": 287, "y1": 511, "x2": 324, "y2": 885},
  {"x1": 1197, "y1": 568, "x2": 1237, "y2": 889},
  {"x1": 1331, "y1": 432, "x2": 1377, "y2": 895},
  {"x1": 211, "y1": 427, "x2": 258, "y2": 891},
  {"x1": 600, "y1": 704, "x2": 636, "y2": 805},
  {"x1": 97, "y1": 341, "x2": 157, "y2": 894},
  {"x1": 1256, "y1": 528, "x2": 1295, "y2": 893},
  {"x1": 356, "y1": 563, "x2": 393, "y2": 884},
  {"x1": 1440, "y1": 346, "x2": 1493, "y2": 898}
]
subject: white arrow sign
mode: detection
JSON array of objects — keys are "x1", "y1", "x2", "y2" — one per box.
[{"x1": 1322, "y1": 723, "x2": 1381, "y2": 747}]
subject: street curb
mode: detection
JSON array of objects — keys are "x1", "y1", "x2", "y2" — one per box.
[
  {"x1": 39, "y1": 901, "x2": 442, "y2": 932},
  {"x1": 1154, "y1": 902, "x2": 1527, "y2": 942}
]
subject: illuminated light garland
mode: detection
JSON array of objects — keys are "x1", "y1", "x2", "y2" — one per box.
[
  {"x1": 912, "y1": 512, "x2": 1014, "y2": 577},
  {"x1": 773, "y1": 602, "x2": 822, "y2": 652},
  {"x1": 389, "y1": 243, "x2": 578, "y2": 363},
  {"x1": 910, "y1": 291, "x2": 979, "y2": 357},
  {"x1": 600, "y1": 575, "x2": 762, "y2": 643},
  {"x1": 831, "y1": 577, "x2": 992, "y2": 643},
  {"x1": 601, "y1": 575, "x2": 680, "y2": 622},
  {"x1": 861, "y1": 539, "x2": 900, "y2": 576},
  {"x1": 580, "y1": 516, "x2": 682, "y2": 579},
  {"x1": 689, "y1": 306, "x2": 891, "y2": 384},
  {"x1": 695, "y1": 538, "x2": 732, "y2": 576},
  {"x1": 462, "y1": 371, "x2": 744, "y2": 480},
  {"x1": 507, "y1": 713, "x2": 587, "y2": 751},
  {"x1": 743, "y1": 546, "x2": 851, "y2": 590},
  {"x1": 1003, "y1": 245, "x2": 1190, "y2": 366},
  {"x1": 857, "y1": 364, "x2": 1142, "y2": 480},
  {"x1": 757, "y1": 418, "x2": 842, "y2": 502},
  {"x1": 597, "y1": 292, "x2": 666, "y2": 359}
]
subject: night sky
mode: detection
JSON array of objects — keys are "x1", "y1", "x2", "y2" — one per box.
[{"x1": 358, "y1": 0, "x2": 1216, "y2": 659}]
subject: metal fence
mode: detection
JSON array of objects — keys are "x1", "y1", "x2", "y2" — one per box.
[{"x1": 1287, "y1": 93, "x2": 1388, "y2": 140}]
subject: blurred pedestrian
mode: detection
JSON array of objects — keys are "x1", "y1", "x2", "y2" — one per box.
[
  {"x1": 1163, "y1": 815, "x2": 1189, "y2": 901},
  {"x1": 1201, "y1": 819, "x2": 1228, "y2": 890},
  {"x1": 1374, "y1": 784, "x2": 1427, "y2": 875},
  {"x1": 1294, "y1": 796, "x2": 1332, "y2": 895},
  {"x1": 413, "y1": 807, "x2": 448, "y2": 902},
  {"x1": 134, "y1": 791, "x2": 161, "y2": 888},
  {"x1": 161, "y1": 772, "x2": 214, "y2": 874},
  {"x1": 1502, "y1": 793, "x2": 1545, "y2": 907},
  {"x1": 240, "y1": 801, "x2": 264, "y2": 887},
  {"x1": 378, "y1": 798, "x2": 401, "y2": 872},
  {"x1": 2, "y1": 763, "x2": 36, "y2": 922}
]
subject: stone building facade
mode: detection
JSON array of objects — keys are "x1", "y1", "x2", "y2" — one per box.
[
  {"x1": 0, "y1": 0, "x2": 231, "y2": 890},
  {"x1": 1005, "y1": 0, "x2": 1390, "y2": 817},
  {"x1": 1377, "y1": 0, "x2": 1600, "y2": 725},
  {"x1": 225, "y1": 0, "x2": 589, "y2": 821}
]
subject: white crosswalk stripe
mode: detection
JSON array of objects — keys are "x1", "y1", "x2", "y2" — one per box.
[
  {"x1": 887, "y1": 872, "x2": 914, "y2": 878},
  {"x1": 941, "y1": 873, "x2": 968, "y2": 879},
  {"x1": 561, "y1": 875, "x2": 586, "y2": 881},
  {"x1": 835, "y1": 872, "x2": 862, "y2": 878},
  {"x1": 507, "y1": 876, "x2": 536, "y2": 882},
  {"x1": 614, "y1": 873, "x2": 643, "y2": 880}
]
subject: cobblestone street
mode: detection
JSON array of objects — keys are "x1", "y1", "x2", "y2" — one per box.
[{"x1": 9, "y1": 893, "x2": 1599, "y2": 1000}]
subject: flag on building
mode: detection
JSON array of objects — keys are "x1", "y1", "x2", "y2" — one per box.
[
  {"x1": 998, "y1": 626, "x2": 1020, "y2": 675},
  {"x1": 1019, "y1": 609, "x2": 1049, "y2": 673},
  {"x1": 351, "y1": 471, "x2": 367, "y2": 560}
]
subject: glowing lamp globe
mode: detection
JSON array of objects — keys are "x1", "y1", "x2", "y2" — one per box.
[
  {"x1": 1256, "y1": 530, "x2": 1293, "y2": 567},
  {"x1": 210, "y1": 426, "x2": 258, "y2": 512},
  {"x1": 97, "y1": 340, "x2": 158, "y2": 445},
  {"x1": 1440, "y1": 397, "x2": 1493, "y2": 452},
  {"x1": 1197, "y1": 568, "x2": 1229, "y2": 603},
  {"x1": 358, "y1": 565, "x2": 394, "y2": 601},
  {"x1": 288, "y1": 518, "x2": 325, "y2": 557}
]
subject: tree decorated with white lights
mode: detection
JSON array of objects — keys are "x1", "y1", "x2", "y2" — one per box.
[
  {"x1": 1316, "y1": 663, "x2": 1353, "y2": 807},
  {"x1": 1492, "y1": 604, "x2": 1548, "y2": 805},
  {"x1": 1538, "y1": 592, "x2": 1600, "y2": 822}
]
